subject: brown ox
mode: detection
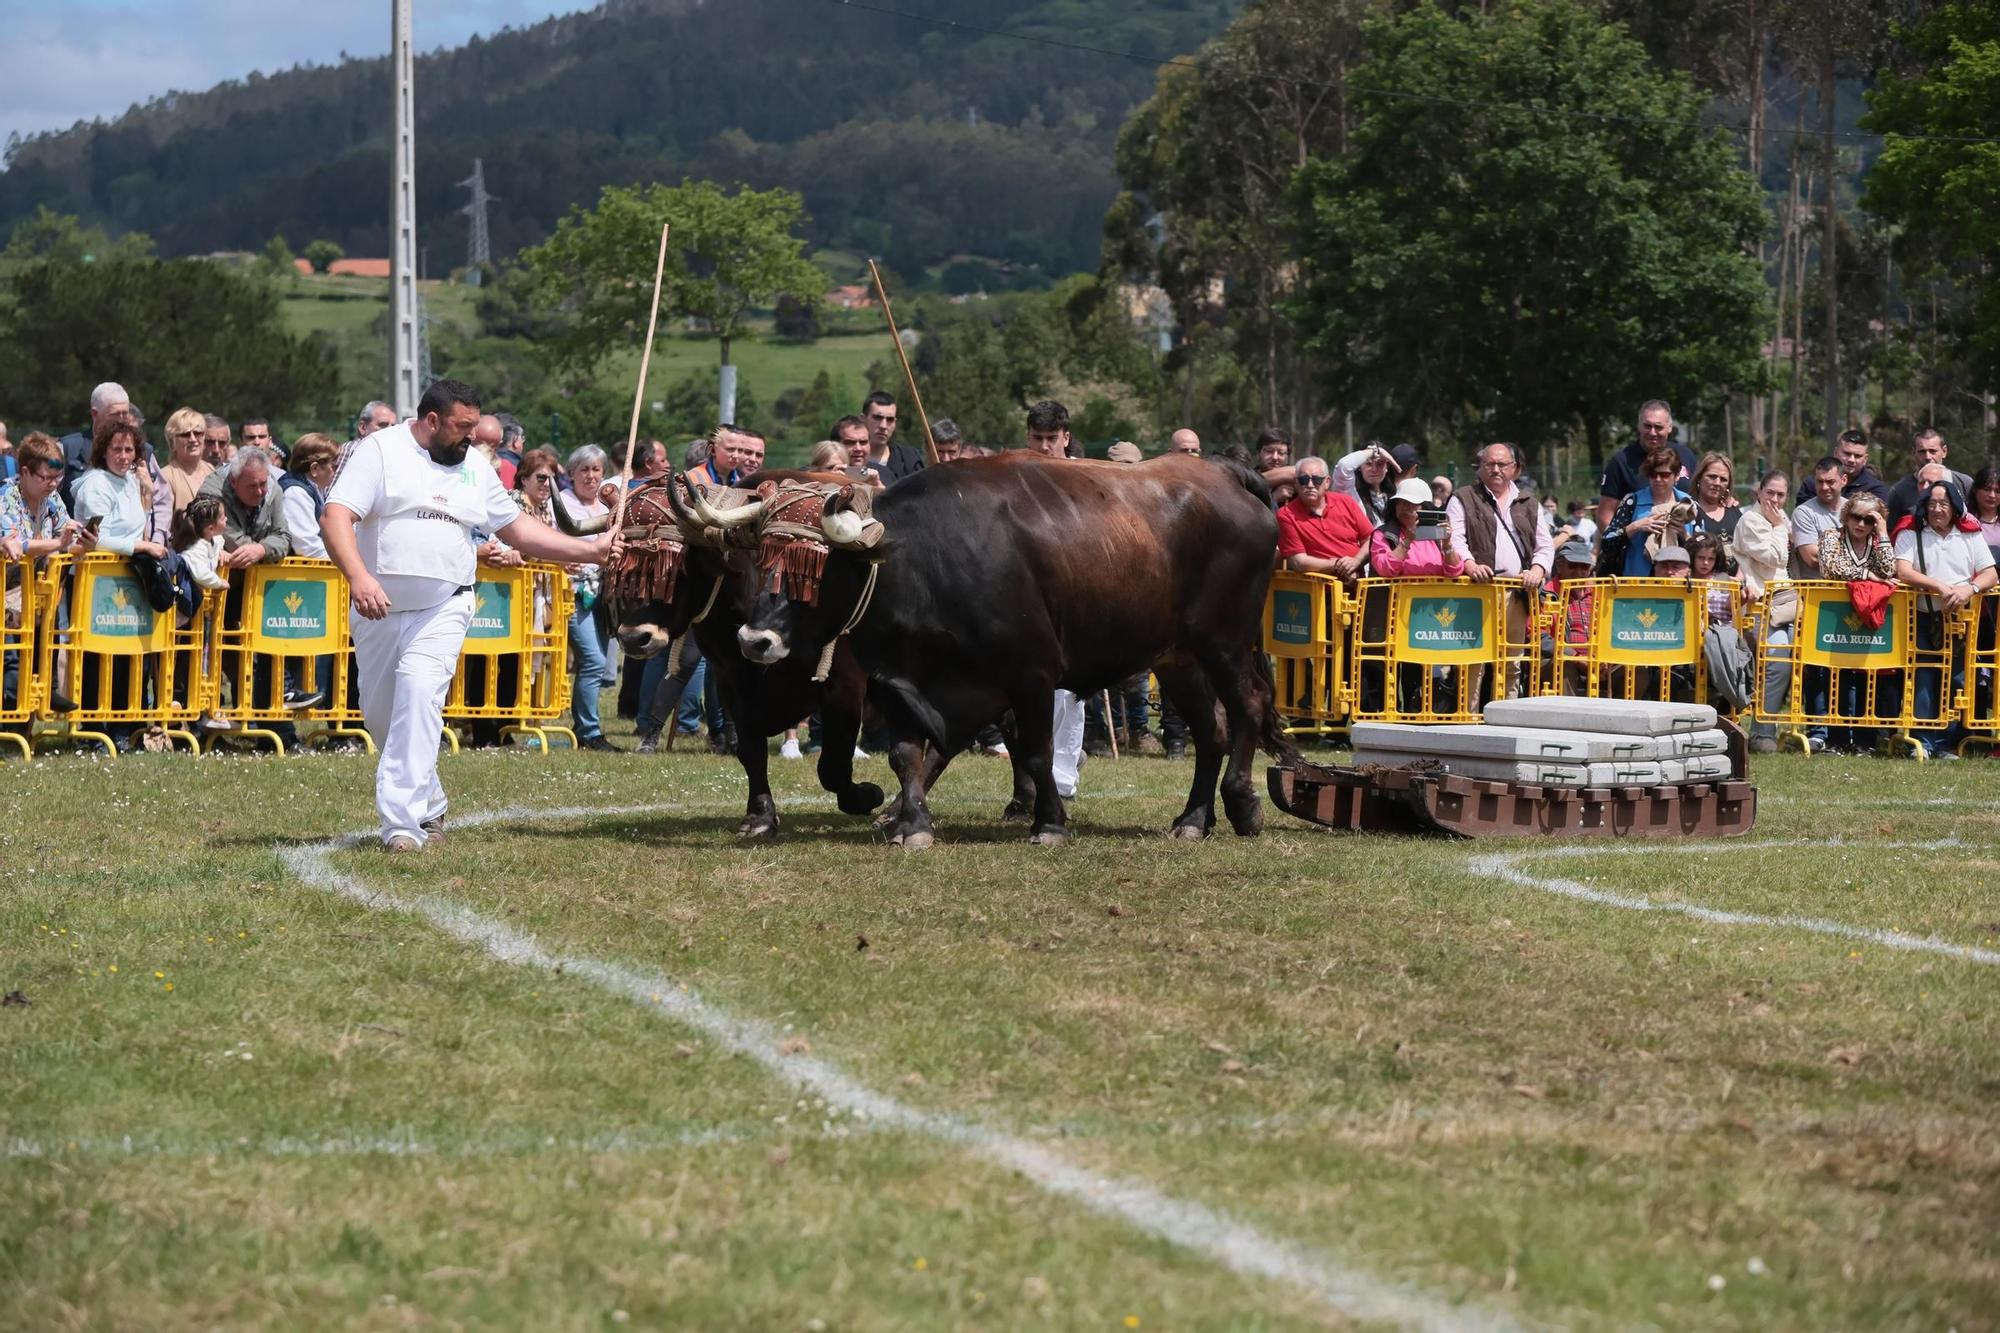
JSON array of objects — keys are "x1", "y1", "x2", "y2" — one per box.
[{"x1": 717, "y1": 452, "x2": 1296, "y2": 847}]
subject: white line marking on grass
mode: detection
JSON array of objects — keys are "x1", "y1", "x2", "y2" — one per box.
[
  {"x1": 280, "y1": 802, "x2": 1522, "y2": 1333},
  {"x1": 1471, "y1": 838, "x2": 2000, "y2": 967}
]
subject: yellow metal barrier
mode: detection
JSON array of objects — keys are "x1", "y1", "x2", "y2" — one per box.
[
  {"x1": 1963, "y1": 594, "x2": 2000, "y2": 754},
  {"x1": 441, "y1": 563, "x2": 577, "y2": 752},
  {"x1": 1263, "y1": 570, "x2": 1346, "y2": 737},
  {"x1": 1346, "y1": 577, "x2": 1531, "y2": 723},
  {"x1": 31, "y1": 553, "x2": 207, "y2": 756},
  {"x1": 209, "y1": 558, "x2": 369, "y2": 754},
  {"x1": 1537, "y1": 577, "x2": 1722, "y2": 705},
  {"x1": 1751, "y1": 580, "x2": 1968, "y2": 759},
  {"x1": 1, "y1": 556, "x2": 44, "y2": 758}
]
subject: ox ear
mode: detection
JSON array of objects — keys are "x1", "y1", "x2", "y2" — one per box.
[
  {"x1": 755, "y1": 480, "x2": 780, "y2": 502},
  {"x1": 830, "y1": 484, "x2": 875, "y2": 518}
]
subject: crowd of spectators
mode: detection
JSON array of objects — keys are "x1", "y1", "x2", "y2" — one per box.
[{"x1": 5, "y1": 380, "x2": 1996, "y2": 765}]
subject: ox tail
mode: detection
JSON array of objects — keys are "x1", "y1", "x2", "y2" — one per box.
[
  {"x1": 1212, "y1": 457, "x2": 1272, "y2": 508},
  {"x1": 1251, "y1": 649, "x2": 1301, "y2": 765}
]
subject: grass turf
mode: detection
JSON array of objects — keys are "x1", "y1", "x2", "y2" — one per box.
[{"x1": 3, "y1": 745, "x2": 1996, "y2": 1329}]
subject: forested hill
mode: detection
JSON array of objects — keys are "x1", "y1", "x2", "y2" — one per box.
[{"x1": 0, "y1": 0, "x2": 1238, "y2": 277}]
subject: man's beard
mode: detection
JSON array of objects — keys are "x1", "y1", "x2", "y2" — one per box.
[{"x1": 426, "y1": 439, "x2": 469, "y2": 466}]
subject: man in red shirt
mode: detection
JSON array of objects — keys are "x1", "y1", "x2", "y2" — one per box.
[{"x1": 1277, "y1": 455, "x2": 1373, "y2": 581}]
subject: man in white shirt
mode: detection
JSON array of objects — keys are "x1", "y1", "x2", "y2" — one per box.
[
  {"x1": 1445, "y1": 442, "x2": 1551, "y2": 701},
  {"x1": 1026, "y1": 399, "x2": 1087, "y2": 797},
  {"x1": 321, "y1": 379, "x2": 621, "y2": 851}
]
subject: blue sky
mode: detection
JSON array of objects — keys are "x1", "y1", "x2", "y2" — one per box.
[{"x1": 2, "y1": 1, "x2": 595, "y2": 143}]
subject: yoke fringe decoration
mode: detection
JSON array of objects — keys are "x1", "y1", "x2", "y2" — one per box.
[{"x1": 760, "y1": 534, "x2": 829, "y2": 606}]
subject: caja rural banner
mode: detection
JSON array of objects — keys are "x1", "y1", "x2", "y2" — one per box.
[
  {"x1": 244, "y1": 563, "x2": 344, "y2": 655},
  {"x1": 1796, "y1": 587, "x2": 1908, "y2": 669},
  {"x1": 74, "y1": 561, "x2": 172, "y2": 654},
  {"x1": 1594, "y1": 586, "x2": 1701, "y2": 666},
  {"x1": 461, "y1": 570, "x2": 527, "y2": 655},
  {"x1": 1393, "y1": 585, "x2": 1492, "y2": 665},
  {"x1": 1265, "y1": 572, "x2": 1330, "y2": 660}
]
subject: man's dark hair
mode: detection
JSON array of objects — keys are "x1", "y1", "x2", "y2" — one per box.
[
  {"x1": 930, "y1": 417, "x2": 962, "y2": 446},
  {"x1": 729, "y1": 425, "x2": 767, "y2": 445},
  {"x1": 1837, "y1": 428, "x2": 1868, "y2": 449},
  {"x1": 417, "y1": 378, "x2": 481, "y2": 420},
  {"x1": 833, "y1": 414, "x2": 868, "y2": 438},
  {"x1": 1025, "y1": 400, "x2": 1069, "y2": 432},
  {"x1": 862, "y1": 390, "x2": 897, "y2": 413},
  {"x1": 1223, "y1": 443, "x2": 1256, "y2": 467},
  {"x1": 1255, "y1": 426, "x2": 1292, "y2": 451},
  {"x1": 1813, "y1": 455, "x2": 1844, "y2": 476},
  {"x1": 241, "y1": 416, "x2": 269, "y2": 432},
  {"x1": 1915, "y1": 426, "x2": 1944, "y2": 445},
  {"x1": 496, "y1": 412, "x2": 525, "y2": 449}
]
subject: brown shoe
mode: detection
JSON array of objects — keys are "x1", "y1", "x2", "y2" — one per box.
[
  {"x1": 1136, "y1": 731, "x2": 1165, "y2": 756},
  {"x1": 385, "y1": 835, "x2": 424, "y2": 854},
  {"x1": 420, "y1": 816, "x2": 446, "y2": 846}
]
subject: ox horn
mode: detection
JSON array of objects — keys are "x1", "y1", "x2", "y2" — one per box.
[
  {"x1": 820, "y1": 508, "x2": 882, "y2": 550},
  {"x1": 688, "y1": 482, "x2": 765, "y2": 531}
]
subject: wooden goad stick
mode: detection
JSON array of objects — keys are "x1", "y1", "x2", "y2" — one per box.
[
  {"x1": 610, "y1": 222, "x2": 673, "y2": 535},
  {"x1": 867, "y1": 258, "x2": 941, "y2": 468}
]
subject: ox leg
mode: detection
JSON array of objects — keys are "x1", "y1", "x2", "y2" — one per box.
[
  {"x1": 817, "y1": 665, "x2": 885, "y2": 817},
  {"x1": 883, "y1": 737, "x2": 938, "y2": 850},
  {"x1": 1155, "y1": 661, "x2": 1224, "y2": 840},
  {"x1": 1009, "y1": 688, "x2": 1068, "y2": 844},
  {"x1": 710, "y1": 666, "x2": 780, "y2": 839},
  {"x1": 877, "y1": 743, "x2": 950, "y2": 830},
  {"x1": 1198, "y1": 645, "x2": 1270, "y2": 838},
  {"x1": 995, "y1": 712, "x2": 1039, "y2": 822}
]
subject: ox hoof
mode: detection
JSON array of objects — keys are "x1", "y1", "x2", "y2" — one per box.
[
  {"x1": 838, "y1": 783, "x2": 886, "y2": 816},
  {"x1": 1027, "y1": 827, "x2": 1070, "y2": 847},
  {"x1": 738, "y1": 819, "x2": 779, "y2": 840},
  {"x1": 897, "y1": 830, "x2": 936, "y2": 852},
  {"x1": 1169, "y1": 822, "x2": 1211, "y2": 842}
]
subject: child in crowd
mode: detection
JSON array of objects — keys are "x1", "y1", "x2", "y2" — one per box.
[
  {"x1": 170, "y1": 495, "x2": 233, "y2": 731},
  {"x1": 1684, "y1": 532, "x2": 1737, "y2": 627},
  {"x1": 1542, "y1": 537, "x2": 1597, "y2": 694}
]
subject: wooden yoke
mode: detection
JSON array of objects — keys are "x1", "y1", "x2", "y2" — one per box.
[{"x1": 868, "y1": 258, "x2": 941, "y2": 468}]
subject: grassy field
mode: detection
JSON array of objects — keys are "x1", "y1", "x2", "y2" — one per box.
[{"x1": 4, "y1": 741, "x2": 1997, "y2": 1330}]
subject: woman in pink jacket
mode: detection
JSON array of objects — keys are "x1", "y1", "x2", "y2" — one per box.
[{"x1": 1370, "y1": 477, "x2": 1467, "y2": 578}]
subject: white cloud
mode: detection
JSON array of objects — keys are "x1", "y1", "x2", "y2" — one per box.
[{"x1": 1, "y1": 1, "x2": 597, "y2": 143}]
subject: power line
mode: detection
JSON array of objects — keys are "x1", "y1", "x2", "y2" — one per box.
[{"x1": 823, "y1": 0, "x2": 2000, "y2": 148}]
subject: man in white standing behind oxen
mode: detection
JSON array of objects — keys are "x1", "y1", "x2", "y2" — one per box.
[
  {"x1": 1025, "y1": 399, "x2": 1087, "y2": 799},
  {"x1": 320, "y1": 379, "x2": 621, "y2": 851}
]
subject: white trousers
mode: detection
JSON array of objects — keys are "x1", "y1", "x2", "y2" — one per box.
[
  {"x1": 1051, "y1": 688, "x2": 1086, "y2": 799},
  {"x1": 352, "y1": 591, "x2": 472, "y2": 846}
]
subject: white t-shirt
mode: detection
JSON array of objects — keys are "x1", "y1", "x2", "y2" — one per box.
[
  {"x1": 325, "y1": 422, "x2": 519, "y2": 612},
  {"x1": 1789, "y1": 499, "x2": 1841, "y2": 577},
  {"x1": 1893, "y1": 525, "x2": 1995, "y2": 609}
]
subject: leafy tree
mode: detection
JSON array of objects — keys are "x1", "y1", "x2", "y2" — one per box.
[
  {"x1": 0, "y1": 246, "x2": 338, "y2": 428},
  {"x1": 519, "y1": 179, "x2": 824, "y2": 393},
  {"x1": 1864, "y1": 3, "x2": 2000, "y2": 409},
  {"x1": 261, "y1": 232, "x2": 295, "y2": 276},
  {"x1": 771, "y1": 293, "x2": 821, "y2": 341},
  {"x1": 302, "y1": 239, "x2": 344, "y2": 274},
  {"x1": 1289, "y1": 0, "x2": 1770, "y2": 471}
]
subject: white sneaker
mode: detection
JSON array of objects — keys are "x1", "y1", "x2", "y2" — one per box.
[
  {"x1": 853, "y1": 746, "x2": 870, "y2": 761},
  {"x1": 983, "y1": 741, "x2": 1009, "y2": 757},
  {"x1": 200, "y1": 712, "x2": 237, "y2": 732},
  {"x1": 779, "y1": 737, "x2": 803, "y2": 760}
]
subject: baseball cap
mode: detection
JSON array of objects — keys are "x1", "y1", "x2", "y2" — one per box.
[
  {"x1": 1389, "y1": 443, "x2": 1421, "y2": 472},
  {"x1": 1391, "y1": 477, "x2": 1432, "y2": 507},
  {"x1": 1653, "y1": 543, "x2": 1691, "y2": 565},
  {"x1": 1556, "y1": 537, "x2": 1594, "y2": 565},
  {"x1": 1106, "y1": 441, "x2": 1142, "y2": 463}
]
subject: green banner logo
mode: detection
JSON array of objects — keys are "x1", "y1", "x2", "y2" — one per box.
[
  {"x1": 1270, "y1": 589, "x2": 1311, "y2": 646},
  {"x1": 1608, "y1": 597, "x2": 1687, "y2": 652},
  {"x1": 259, "y1": 578, "x2": 327, "y2": 640},
  {"x1": 1405, "y1": 596, "x2": 1484, "y2": 651},
  {"x1": 88, "y1": 576, "x2": 152, "y2": 638},
  {"x1": 467, "y1": 580, "x2": 515, "y2": 639},
  {"x1": 1813, "y1": 599, "x2": 1895, "y2": 656}
]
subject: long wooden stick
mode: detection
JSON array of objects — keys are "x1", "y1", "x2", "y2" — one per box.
[
  {"x1": 611, "y1": 222, "x2": 672, "y2": 534},
  {"x1": 867, "y1": 259, "x2": 941, "y2": 468},
  {"x1": 1103, "y1": 689, "x2": 1119, "y2": 761}
]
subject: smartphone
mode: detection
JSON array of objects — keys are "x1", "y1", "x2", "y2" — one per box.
[{"x1": 85, "y1": 515, "x2": 103, "y2": 535}]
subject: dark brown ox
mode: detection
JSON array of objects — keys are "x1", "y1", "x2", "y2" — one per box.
[{"x1": 727, "y1": 452, "x2": 1296, "y2": 848}]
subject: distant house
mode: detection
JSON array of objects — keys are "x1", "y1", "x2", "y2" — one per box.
[
  {"x1": 293, "y1": 257, "x2": 393, "y2": 278},
  {"x1": 826, "y1": 284, "x2": 875, "y2": 310}
]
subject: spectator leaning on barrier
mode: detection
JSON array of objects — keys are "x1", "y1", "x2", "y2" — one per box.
[
  {"x1": 1277, "y1": 455, "x2": 1373, "y2": 583},
  {"x1": 1596, "y1": 443, "x2": 1689, "y2": 578},
  {"x1": 1973, "y1": 466, "x2": 2000, "y2": 566},
  {"x1": 159, "y1": 408, "x2": 213, "y2": 523},
  {"x1": 558, "y1": 443, "x2": 617, "y2": 752},
  {"x1": 1893, "y1": 478, "x2": 1996, "y2": 758},
  {"x1": 1, "y1": 433, "x2": 90, "y2": 714},
  {"x1": 1450, "y1": 442, "x2": 1552, "y2": 590},
  {"x1": 197, "y1": 447, "x2": 291, "y2": 567},
  {"x1": 74, "y1": 420, "x2": 168, "y2": 561},
  {"x1": 1886, "y1": 428, "x2": 1975, "y2": 528},
  {"x1": 280, "y1": 434, "x2": 340, "y2": 560},
  {"x1": 1370, "y1": 477, "x2": 1464, "y2": 580}
]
